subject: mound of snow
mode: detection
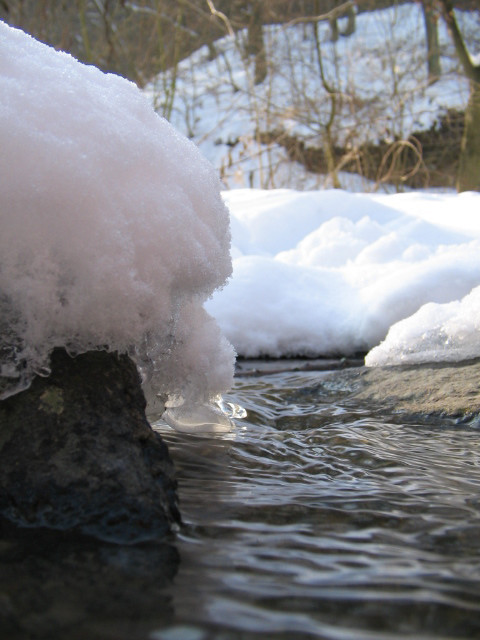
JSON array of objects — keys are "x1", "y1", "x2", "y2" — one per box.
[
  {"x1": 365, "y1": 286, "x2": 480, "y2": 366},
  {"x1": 207, "y1": 189, "x2": 480, "y2": 362},
  {"x1": 0, "y1": 21, "x2": 234, "y2": 415}
]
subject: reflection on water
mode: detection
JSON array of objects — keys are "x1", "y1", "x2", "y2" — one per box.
[
  {"x1": 3, "y1": 367, "x2": 480, "y2": 639},
  {"x1": 0, "y1": 520, "x2": 179, "y2": 640}
]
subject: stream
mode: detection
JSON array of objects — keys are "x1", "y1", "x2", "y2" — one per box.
[
  {"x1": 2, "y1": 365, "x2": 480, "y2": 639},
  {"x1": 151, "y1": 366, "x2": 480, "y2": 640}
]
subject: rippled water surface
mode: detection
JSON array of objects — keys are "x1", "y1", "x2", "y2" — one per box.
[{"x1": 152, "y1": 367, "x2": 480, "y2": 640}]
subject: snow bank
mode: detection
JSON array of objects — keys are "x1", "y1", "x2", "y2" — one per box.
[
  {"x1": 365, "y1": 286, "x2": 480, "y2": 366},
  {"x1": 206, "y1": 189, "x2": 480, "y2": 365},
  {"x1": 0, "y1": 22, "x2": 234, "y2": 413}
]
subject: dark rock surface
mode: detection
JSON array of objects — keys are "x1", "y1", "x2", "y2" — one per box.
[{"x1": 0, "y1": 348, "x2": 180, "y2": 542}]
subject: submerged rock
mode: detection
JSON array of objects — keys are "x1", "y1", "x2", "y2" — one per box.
[{"x1": 0, "y1": 348, "x2": 180, "y2": 542}]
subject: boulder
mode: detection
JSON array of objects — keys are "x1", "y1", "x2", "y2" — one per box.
[{"x1": 0, "y1": 348, "x2": 180, "y2": 542}]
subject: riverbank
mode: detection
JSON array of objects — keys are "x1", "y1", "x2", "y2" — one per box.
[
  {"x1": 236, "y1": 357, "x2": 480, "y2": 424},
  {"x1": 335, "y1": 358, "x2": 480, "y2": 424}
]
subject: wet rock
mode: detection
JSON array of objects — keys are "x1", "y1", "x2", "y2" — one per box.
[
  {"x1": 0, "y1": 348, "x2": 180, "y2": 542},
  {"x1": 325, "y1": 358, "x2": 480, "y2": 424}
]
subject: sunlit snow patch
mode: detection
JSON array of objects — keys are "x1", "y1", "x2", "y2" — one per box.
[{"x1": 366, "y1": 285, "x2": 480, "y2": 366}]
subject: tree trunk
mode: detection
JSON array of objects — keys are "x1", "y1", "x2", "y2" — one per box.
[
  {"x1": 422, "y1": 0, "x2": 441, "y2": 84},
  {"x1": 247, "y1": 0, "x2": 267, "y2": 85},
  {"x1": 457, "y1": 80, "x2": 480, "y2": 192},
  {"x1": 439, "y1": 0, "x2": 480, "y2": 192}
]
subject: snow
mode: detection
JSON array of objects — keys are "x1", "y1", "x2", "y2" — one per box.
[
  {"x1": 366, "y1": 286, "x2": 480, "y2": 367},
  {"x1": 206, "y1": 188, "x2": 480, "y2": 365},
  {"x1": 146, "y1": 2, "x2": 480, "y2": 371},
  {"x1": 0, "y1": 21, "x2": 235, "y2": 413}
]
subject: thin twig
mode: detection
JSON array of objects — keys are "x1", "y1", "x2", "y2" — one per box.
[
  {"x1": 376, "y1": 138, "x2": 424, "y2": 186},
  {"x1": 206, "y1": 0, "x2": 234, "y2": 37},
  {"x1": 284, "y1": 1, "x2": 355, "y2": 27}
]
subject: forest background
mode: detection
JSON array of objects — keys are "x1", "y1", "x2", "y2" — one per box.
[{"x1": 2, "y1": 0, "x2": 479, "y2": 192}]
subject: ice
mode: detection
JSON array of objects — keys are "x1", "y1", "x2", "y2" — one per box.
[
  {"x1": 0, "y1": 21, "x2": 235, "y2": 418},
  {"x1": 162, "y1": 403, "x2": 234, "y2": 434}
]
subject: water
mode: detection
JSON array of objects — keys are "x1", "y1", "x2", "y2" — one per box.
[
  {"x1": 3, "y1": 365, "x2": 480, "y2": 639},
  {"x1": 152, "y1": 367, "x2": 480, "y2": 640}
]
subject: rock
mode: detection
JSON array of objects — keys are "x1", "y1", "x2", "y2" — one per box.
[
  {"x1": 0, "y1": 348, "x2": 180, "y2": 542},
  {"x1": 323, "y1": 358, "x2": 480, "y2": 424}
]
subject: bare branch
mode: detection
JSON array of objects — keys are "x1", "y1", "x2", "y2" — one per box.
[
  {"x1": 284, "y1": 1, "x2": 355, "y2": 27},
  {"x1": 206, "y1": 0, "x2": 234, "y2": 37},
  {"x1": 437, "y1": 0, "x2": 480, "y2": 83}
]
